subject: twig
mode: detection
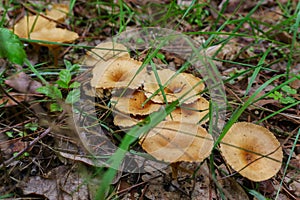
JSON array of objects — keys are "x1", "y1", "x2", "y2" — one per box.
[{"x1": 0, "y1": 110, "x2": 66, "y2": 169}]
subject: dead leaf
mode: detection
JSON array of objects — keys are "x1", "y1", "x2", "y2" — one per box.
[
  {"x1": 5, "y1": 72, "x2": 42, "y2": 94},
  {"x1": 0, "y1": 93, "x2": 28, "y2": 106},
  {"x1": 218, "y1": 177, "x2": 249, "y2": 200},
  {"x1": 19, "y1": 166, "x2": 89, "y2": 200}
]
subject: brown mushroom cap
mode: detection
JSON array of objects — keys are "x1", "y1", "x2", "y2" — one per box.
[
  {"x1": 140, "y1": 121, "x2": 213, "y2": 163},
  {"x1": 85, "y1": 42, "x2": 130, "y2": 66},
  {"x1": 166, "y1": 97, "x2": 209, "y2": 124},
  {"x1": 220, "y1": 122, "x2": 283, "y2": 182},
  {"x1": 144, "y1": 69, "x2": 205, "y2": 104},
  {"x1": 29, "y1": 28, "x2": 79, "y2": 47},
  {"x1": 46, "y1": 4, "x2": 69, "y2": 22},
  {"x1": 113, "y1": 114, "x2": 144, "y2": 127},
  {"x1": 111, "y1": 90, "x2": 161, "y2": 116},
  {"x1": 92, "y1": 56, "x2": 146, "y2": 89},
  {"x1": 13, "y1": 15, "x2": 56, "y2": 38}
]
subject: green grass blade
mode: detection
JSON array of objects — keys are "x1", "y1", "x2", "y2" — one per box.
[{"x1": 244, "y1": 47, "x2": 271, "y2": 96}]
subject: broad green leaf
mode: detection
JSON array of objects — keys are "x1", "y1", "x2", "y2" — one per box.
[
  {"x1": 65, "y1": 88, "x2": 80, "y2": 104},
  {"x1": 25, "y1": 122, "x2": 38, "y2": 131},
  {"x1": 64, "y1": 60, "x2": 80, "y2": 72},
  {"x1": 56, "y1": 80, "x2": 69, "y2": 89},
  {"x1": 268, "y1": 91, "x2": 282, "y2": 100},
  {"x1": 69, "y1": 81, "x2": 81, "y2": 88},
  {"x1": 280, "y1": 96, "x2": 296, "y2": 104},
  {"x1": 58, "y1": 69, "x2": 71, "y2": 86},
  {"x1": 281, "y1": 85, "x2": 297, "y2": 94},
  {"x1": 64, "y1": 59, "x2": 72, "y2": 70},
  {"x1": 36, "y1": 85, "x2": 63, "y2": 99},
  {"x1": 0, "y1": 28, "x2": 26, "y2": 65},
  {"x1": 5, "y1": 131, "x2": 14, "y2": 138},
  {"x1": 50, "y1": 103, "x2": 62, "y2": 112}
]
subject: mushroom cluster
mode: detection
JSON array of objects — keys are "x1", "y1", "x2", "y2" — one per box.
[
  {"x1": 12, "y1": 4, "x2": 79, "y2": 64},
  {"x1": 87, "y1": 42, "x2": 283, "y2": 181},
  {"x1": 88, "y1": 41, "x2": 213, "y2": 164}
]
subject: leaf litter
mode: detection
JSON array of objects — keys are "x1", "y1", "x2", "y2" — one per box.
[{"x1": 0, "y1": 1, "x2": 299, "y2": 200}]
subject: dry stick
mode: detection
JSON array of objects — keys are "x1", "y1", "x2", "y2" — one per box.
[
  {"x1": 0, "y1": 110, "x2": 66, "y2": 169},
  {"x1": 0, "y1": 84, "x2": 38, "y2": 118}
]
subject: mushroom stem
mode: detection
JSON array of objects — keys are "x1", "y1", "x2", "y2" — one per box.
[{"x1": 170, "y1": 162, "x2": 194, "y2": 179}]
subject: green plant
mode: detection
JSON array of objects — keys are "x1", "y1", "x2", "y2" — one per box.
[
  {"x1": 36, "y1": 60, "x2": 81, "y2": 112},
  {"x1": 268, "y1": 85, "x2": 297, "y2": 104}
]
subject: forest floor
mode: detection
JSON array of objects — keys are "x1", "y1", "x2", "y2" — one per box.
[{"x1": 0, "y1": 0, "x2": 299, "y2": 199}]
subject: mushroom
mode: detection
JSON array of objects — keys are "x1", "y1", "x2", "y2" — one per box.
[
  {"x1": 111, "y1": 90, "x2": 161, "y2": 116},
  {"x1": 92, "y1": 56, "x2": 146, "y2": 89},
  {"x1": 85, "y1": 41, "x2": 130, "y2": 66},
  {"x1": 113, "y1": 114, "x2": 144, "y2": 128},
  {"x1": 140, "y1": 121, "x2": 213, "y2": 163},
  {"x1": 13, "y1": 12, "x2": 78, "y2": 66},
  {"x1": 144, "y1": 69, "x2": 205, "y2": 104},
  {"x1": 46, "y1": 4, "x2": 69, "y2": 22},
  {"x1": 29, "y1": 28, "x2": 79, "y2": 47},
  {"x1": 220, "y1": 122, "x2": 283, "y2": 182},
  {"x1": 13, "y1": 15, "x2": 56, "y2": 38},
  {"x1": 165, "y1": 97, "x2": 209, "y2": 124}
]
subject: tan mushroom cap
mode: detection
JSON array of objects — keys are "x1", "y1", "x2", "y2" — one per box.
[
  {"x1": 166, "y1": 97, "x2": 209, "y2": 124},
  {"x1": 144, "y1": 69, "x2": 205, "y2": 104},
  {"x1": 111, "y1": 90, "x2": 161, "y2": 116},
  {"x1": 140, "y1": 121, "x2": 213, "y2": 163},
  {"x1": 220, "y1": 122, "x2": 283, "y2": 182},
  {"x1": 85, "y1": 42, "x2": 130, "y2": 66},
  {"x1": 92, "y1": 56, "x2": 146, "y2": 89},
  {"x1": 46, "y1": 4, "x2": 69, "y2": 22},
  {"x1": 29, "y1": 28, "x2": 79, "y2": 47},
  {"x1": 113, "y1": 114, "x2": 144, "y2": 127},
  {"x1": 13, "y1": 15, "x2": 56, "y2": 38}
]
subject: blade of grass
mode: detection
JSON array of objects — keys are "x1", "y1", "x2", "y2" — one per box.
[
  {"x1": 244, "y1": 47, "x2": 271, "y2": 96},
  {"x1": 275, "y1": 128, "x2": 300, "y2": 200},
  {"x1": 258, "y1": 100, "x2": 300, "y2": 123}
]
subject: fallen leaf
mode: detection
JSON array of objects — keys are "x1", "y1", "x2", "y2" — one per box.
[
  {"x1": 0, "y1": 93, "x2": 28, "y2": 106},
  {"x1": 19, "y1": 166, "x2": 89, "y2": 200},
  {"x1": 5, "y1": 72, "x2": 42, "y2": 94}
]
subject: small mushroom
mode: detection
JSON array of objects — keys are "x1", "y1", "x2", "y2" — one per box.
[
  {"x1": 144, "y1": 69, "x2": 205, "y2": 104},
  {"x1": 46, "y1": 4, "x2": 69, "y2": 22},
  {"x1": 13, "y1": 15, "x2": 56, "y2": 38},
  {"x1": 85, "y1": 41, "x2": 130, "y2": 66},
  {"x1": 165, "y1": 97, "x2": 209, "y2": 124},
  {"x1": 92, "y1": 56, "x2": 146, "y2": 89},
  {"x1": 140, "y1": 121, "x2": 213, "y2": 163},
  {"x1": 113, "y1": 114, "x2": 144, "y2": 128},
  {"x1": 29, "y1": 28, "x2": 79, "y2": 47},
  {"x1": 220, "y1": 122, "x2": 283, "y2": 182},
  {"x1": 111, "y1": 90, "x2": 161, "y2": 116}
]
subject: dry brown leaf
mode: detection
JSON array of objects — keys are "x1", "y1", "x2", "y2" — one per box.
[
  {"x1": 19, "y1": 166, "x2": 89, "y2": 200},
  {"x1": 5, "y1": 72, "x2": 42, "y2": 94},
  {"x1": 218, "y1": 177, "x2": 249, "y2": 200},
  {"x1": 0, "y1": 93, "x2": 28, "y2": 106}
]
